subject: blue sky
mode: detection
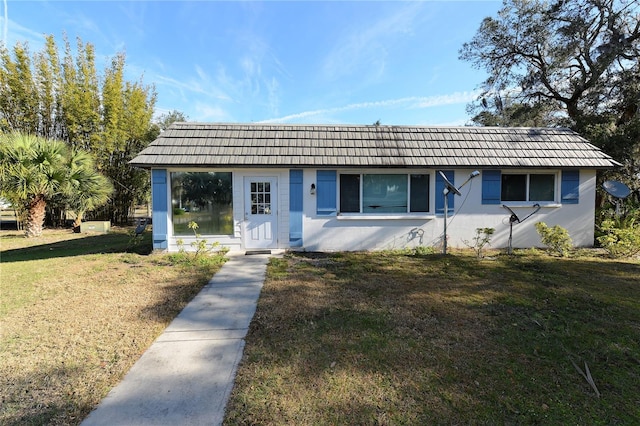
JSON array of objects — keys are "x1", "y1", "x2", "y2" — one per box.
[{"x1": 2, "y1": 1, "x2": 502, "y2": 125}]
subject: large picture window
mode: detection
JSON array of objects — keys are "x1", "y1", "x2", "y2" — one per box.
[
  {"x1": 339, "y1": 173, "x2": 429, "y2": 213},
  {"x1": 501, "y1": 173, "x2": 555, "y2": 202},
  {"x1": 171, "y1": 172, "x2": 233, "y2": 235}
]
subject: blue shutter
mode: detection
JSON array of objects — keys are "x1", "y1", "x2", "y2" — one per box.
[
  {"x1": 482, "y1": 170, "x2": 502, "y2": 205},
  {"x1": 435, "y1": 170, "x2": 455, "y2": 214},
  {"x1": 561, "y1": 170, "x2": 580, "y2": 204},
  {"x1": 289, "y1": 170, "x2": 303, "y2": 247},
  {"x1": 316, "y1": 170, "x2": 337, "y2": 216},
  {"x1": 151, "y1": 169, "x2": 168, "y2": 250}
]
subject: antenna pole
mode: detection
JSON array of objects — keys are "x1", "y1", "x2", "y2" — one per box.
[
  {"x1": 443, "y1": 188, "x2": 449, "y2": 254},
  {"x1": 508, "y1": 221, "x2": 514, "y2": 255},
  {"x1": 439, "y1": 170, "x2": 479, "y2": 255}
]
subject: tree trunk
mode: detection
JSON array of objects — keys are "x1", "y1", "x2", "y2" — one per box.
[
  {"x1": 73, "y1": 210, "x2": 85, "y2": 229},
  {"x1": 25, "y1": 195, "x2": 47, "y2": 238}
]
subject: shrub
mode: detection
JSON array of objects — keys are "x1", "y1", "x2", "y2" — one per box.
[
  {"x1": 535, "y1": 222, "x2": 573, "y2": 257},
  {"x1": 597, "y1": 218, "x2": 640, "y2": 258},
  {"x1": 463, "y1": 227, "x2": 495, "y2": 258},
  {"x1": 414, "y1": 245, "x2": 437, "y2": 256},
  {"x1": 175, "y1": 221, "x2": 228, "y2": 264}
]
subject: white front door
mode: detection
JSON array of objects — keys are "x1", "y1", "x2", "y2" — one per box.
[{"x1": 244, "y1": 177, "x2": 277, "y2": 249}]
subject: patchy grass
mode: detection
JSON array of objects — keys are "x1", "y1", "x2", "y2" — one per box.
[
  {"x1": 0, "y1": 228, "x2": 225, "y2": 425},
  {"x1": 225, "y1": 251, "x2": 640, "y2": 425}
]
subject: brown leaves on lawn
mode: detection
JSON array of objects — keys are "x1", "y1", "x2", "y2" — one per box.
[{"x1": 1, "y1": 230, "x2": 221, "y2": 425}]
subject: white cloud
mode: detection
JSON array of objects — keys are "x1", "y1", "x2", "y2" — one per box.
[
  {"x1": 194, "y1": 103, "x2": 231, "y2": 122},
  {"x1": 2, "y1": 0, "x2": 7, "y2": 47},
  {"x1": 260, "y1": 91, "x2": 480, "y2": 124},
  {"x1": 409, "y1": 91, "x2": 479, "y2": 109},
  {"x1": 241, "y1": 56, "x2": 257, "y2": 77},
  {"x1": 266, "y1": 76, "x2": 280, "y2": 117},
  {"x1": 321, "y1": 3, "x2": 423, "y2": 82},
  {"x1": 152, "y1": 68, "x2": 232, "y2": 102},
  {"x1": 1, "y1": 14, "x2": 47, "y2": 50},
  {"x1": 195, "y1": 65, "x2": 210, "y2": 85},
  {"x1": 417, "y1": 117, "x2": 471, "y2": 127}
]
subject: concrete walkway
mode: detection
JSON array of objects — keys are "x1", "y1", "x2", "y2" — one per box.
[{"x1": 82, "y1": 252, "x2": 274, "y2": 426}]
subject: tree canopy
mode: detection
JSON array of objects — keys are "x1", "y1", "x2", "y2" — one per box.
[
  {"x1": 459, "y1": 0, "x2": 640, "y2": 188},
  {"x1": 157, "y1": 110, "x2": 188, "y2": 131},
  {"x1": 0, "y1": 35, "x2": 158, "y2": 224},
  {"x1": 460, "y1": 0, "x2": 639, "y2": 125},
  {"x1": 0, "y1": 133, "x2": 112, "y2": 237}
]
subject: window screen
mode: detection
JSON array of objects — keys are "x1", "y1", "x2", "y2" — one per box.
[
  {"x1": 340, "y1": 174, "x2": 360, "y2": 213},
  {"x1": 410, "y1": 174, "x2": 429, "y2": 212}
]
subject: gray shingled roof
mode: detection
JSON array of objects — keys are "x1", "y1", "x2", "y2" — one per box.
[{"x1": 129, "y1": 123, "x2": 620, "y2": 169}]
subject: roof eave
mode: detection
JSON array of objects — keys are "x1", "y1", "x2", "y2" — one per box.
[{"x1": 128, "y1": 162, "x2": 621, "y2": 170}]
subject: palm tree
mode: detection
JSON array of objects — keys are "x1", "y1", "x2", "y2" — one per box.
[
  {"x1": 0, "y1": 133, "x2": 112, "y2": 237},
  {"x1": 63, "y1": 149, "x2": 113, "y2": 228}
]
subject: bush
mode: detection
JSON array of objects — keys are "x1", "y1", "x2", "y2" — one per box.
[
  {"x1": 463, "y1": 227, "x2": 495, "y2": 258},
  {"x1": 414, "y1": 245, "x2": 437, "y2": 256},
  {"x1": 535, "y1": 222, "x2": 573, "y2": 257},
  {"x1": 597, "y1": 218, "x2": 640, "y2": 258},
  {"x1": 175, "y1": 221, "x2": 228, "y2": 264}
]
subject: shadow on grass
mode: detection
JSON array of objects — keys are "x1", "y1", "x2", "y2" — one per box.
[
  {"x1": 1, "y1": 251, "x2": 221, "y2": 425},
  {"x1": 228, "y1": 252, "x2": 640, "y2": 424},
  {"x1": 0, "y1": 232, "x2": 152, "y2": 262},
  {"x1": 1, "y1": 363, "x2": 95, "y2": 426}
]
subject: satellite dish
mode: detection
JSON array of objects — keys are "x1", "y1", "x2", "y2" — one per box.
[
  {"x1": 438, "y1": 171, "x2": 461, "y2": 195},
  {"x1": 438, "y1": 170, "x2": 480, "y2": 254},
  {"x1": 502, "y1": 204, "x2": 521, "y2": 223},
  {"x1": 502, "y1": 204, "x2": 541, "y2": 255},
  {"x1": 603, "y1": 181, "x2": 631, "y2": 199}
]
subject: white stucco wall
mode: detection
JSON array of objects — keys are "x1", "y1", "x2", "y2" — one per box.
[
  {"x1": 159, "y1": 167, "x2": 597, "y2": 253},
  {"x1": 301, "y1": 168, "x2": 597, "y2": 252},
  {"x1": 442, "y1": 169, "x2": 597, "y2": 250}
]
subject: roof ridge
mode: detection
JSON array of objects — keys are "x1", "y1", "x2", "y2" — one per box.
[{"x1": 168, "y1": 122, "x2": 576, "y2": 132}]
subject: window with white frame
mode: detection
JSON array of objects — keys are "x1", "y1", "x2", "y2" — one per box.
[
  {"x1": 501, "y1": 173, "x2": 555, "y2": 202},
  {"x1": 170, "y1": 172, "x2": 233, "y2": 235},
  {"x1": 339, "y1": 173, "x2": 429, "y2": 213}
]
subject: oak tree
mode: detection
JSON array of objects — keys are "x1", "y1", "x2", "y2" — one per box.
[{"x1": 460, "y1": 0, "x2": 640, "y2": 188}]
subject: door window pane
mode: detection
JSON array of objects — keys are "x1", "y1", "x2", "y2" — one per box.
[{"x1": 250, "y1": 181, "x2": 271, "y2": 215}]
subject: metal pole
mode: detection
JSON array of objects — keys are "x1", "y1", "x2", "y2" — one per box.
[
  {"x1": 439, "y1": 170, "x2": 478, "y2": 255},
  {"x1": 508, "y1": 221, "x2": 513, "y2": 255},
  {"x1": 443, "y1": 188, "x2": 449, "y2": 255}
]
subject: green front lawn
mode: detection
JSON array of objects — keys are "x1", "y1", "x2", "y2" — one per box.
[{"x1": 225, "y1": 250, "x2": 640, "y2": 425}]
